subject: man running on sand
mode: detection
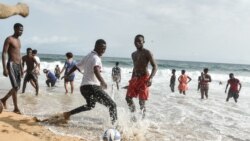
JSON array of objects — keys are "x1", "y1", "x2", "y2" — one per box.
[
  {"x1": 126, "y1": 34, "x2": 158, "y2": 119},
  {"x1": 1, "y1": 23, "x2": 24, "y2": 114}
]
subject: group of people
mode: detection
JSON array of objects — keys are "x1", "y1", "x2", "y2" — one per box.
[
  {"x1": 169, "y1": 68, "x2": 242, "y2": 103},
  {"x1": 1, "y1": 24, "x2": 157, "y2": 125}
]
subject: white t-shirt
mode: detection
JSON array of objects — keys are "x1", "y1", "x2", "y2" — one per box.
[
  {"x1": 34, "y1": 56, "x2": 40, "y2": 64},
  {"x1": 76, "y1": 51, "x2": 102, "y2": 86},
  {"x1": 34, "y1": 55, "x2": 40, "y2": 74}
]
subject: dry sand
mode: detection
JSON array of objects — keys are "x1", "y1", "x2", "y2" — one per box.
[{"x1": 0, "y1": 111, "x2": 86, "y2": 141}]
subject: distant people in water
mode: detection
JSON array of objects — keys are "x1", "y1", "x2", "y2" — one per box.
[
  {"x1": 126, "y1": 34, "x2": 158, "y2": 120},
  {"x1": 178, "y1": 70, "x2": 192, "y2": 95},
  {"x1": 60, "y1": 52, "x2": 76, "y2": 94},
  {"x1": 112, "y1": 62, "x2": 121, "y2": 90},
  {"x1": 198, "y1": 68, "x2": 212, "y2": 99},
  {"x1": 225, "y1": 73, "x2": 242, "y2": 103},
  {"x1": 22, "y1": 48, "x2": 39, "y2": 95},
  {"x1": 170, "y1": 69, "x2": 176, "y2": 92},
  {"x1": 54, "y1": 65, "x2": 61, "y2": 80},
  {"x1": 43, "y1": 69, "x2": 57, "y2": 87}
]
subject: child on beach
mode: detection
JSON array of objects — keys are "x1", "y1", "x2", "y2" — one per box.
[{"x1": 170, "y1": 69, "x2": 176, "y2": 92}]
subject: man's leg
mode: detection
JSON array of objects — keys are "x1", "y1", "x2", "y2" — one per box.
[
  {"x1": 0, "y1": 88, "x2": 16, "y2": 108},
  {"x1": 12, "y1": 88, "x2": 20, "y2": 114},
  {"x1": 64, "y1": 85, "x2": 95, "y2": 120},
  {"x1": 70, "y1": 81, "x2": 74, "y2": 93},
  {"x1": 22, "y1": 77, "x2": 28, "y2": 93},
  {"x1": 139, "y1": 99, "x2": 146, "y2": 119},
  {"x1": 96, "y1": 88, "x2": 117, "y2": 123},
  {"x1": 126, "y1": 96, "x2": 135, "y2": 112}
]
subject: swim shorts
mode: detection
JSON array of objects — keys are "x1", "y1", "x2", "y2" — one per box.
[
  {"x1": 126, "y1": 75, "x2": 149, "y2": 100},
  {"x1": 7, "y1": 61, "x2": 22, "y2": 89}
]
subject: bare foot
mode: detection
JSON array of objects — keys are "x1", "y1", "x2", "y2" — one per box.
[
  {"x1": 63, "y1": 112, "x2": 70, "y2": 120},
  {"x1": 0, "y1": 99, "x2": 7, "y2": 109},
  {"x1": 13, "y1": 109, "x2": 21, "y2": 114}
]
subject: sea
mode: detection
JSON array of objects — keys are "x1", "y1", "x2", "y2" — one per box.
[{"x1": 0, "y1": 53, "x2": 250, "y2": 141}]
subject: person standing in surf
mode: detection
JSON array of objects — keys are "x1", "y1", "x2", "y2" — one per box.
[
  {"x1": 112, "y1": 62, "x2": 121, "y2": 90},
  {"x1": 178, "y1": 70, "x2": 192, "y2": 95},
  {"x1": 170, "y1": 69, "x2": 176, "y2": 92},
  {"x1": 126, "y1": 34, "x2": 158, "y2": 119},
  {"x1": 199, "y1": 68, "x2": 212, "y2": 99},
  {"x1": 225, "y1": 73, "x2": 242, "y2": 103},
  {"x1": 60, "y1": 52, "x2": 76, "y2": 94}
]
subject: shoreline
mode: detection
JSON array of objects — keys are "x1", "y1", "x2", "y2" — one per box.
[{"x1": 0, "y1": 111, "x2": 86, "y2": 141}]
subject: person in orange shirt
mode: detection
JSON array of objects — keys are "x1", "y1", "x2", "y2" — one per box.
[{"x1": 178, "y1": 70, "x2": 192, "y2": 95}]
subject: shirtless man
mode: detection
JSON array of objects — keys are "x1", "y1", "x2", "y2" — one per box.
[
  {"x1": 1, "y1": 23, "x2": 24, "y2": 114},
  {"x1": 22, "y1": 48, "x2": 39, "y2": 95},
  {"x1": 126, "y1": 34, "x2": 158, "y2": 119},
  {"x1": 225, "y1": 73, "x2": 242, "y2": 103}
]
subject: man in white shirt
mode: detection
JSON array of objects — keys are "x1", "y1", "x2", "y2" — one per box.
[{"x1": 62, "y1": 39, "x2": 117, "y2": 124}]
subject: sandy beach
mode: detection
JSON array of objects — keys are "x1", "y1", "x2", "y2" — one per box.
[{"x1": 0, "y1": 111, "x2": 86, "y2": 141}]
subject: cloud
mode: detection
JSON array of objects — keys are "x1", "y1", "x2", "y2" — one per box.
[{"x1": 24, "y1": 35, "x2": 79, "y2": 45}]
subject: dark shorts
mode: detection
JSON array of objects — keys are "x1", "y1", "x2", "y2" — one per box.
[
  {"x1": 64, "y1": 74, "x2": 75, "y2": 82},
  {"x1": 228, "y1": 90, "x2": 239, "y2": 99},
  {"x1": 24, "y1": 72, "x2": 37, "y2": 82},
  {"x1": 7, "y1": 62, "x2": 22, "y2": 89}
]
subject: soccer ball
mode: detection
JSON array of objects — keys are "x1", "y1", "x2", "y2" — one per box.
[{"x1": 102, "y1": 128, "x2": 121, "y2": 141}]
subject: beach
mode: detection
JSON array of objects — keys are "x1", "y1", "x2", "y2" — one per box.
[
  {"x1": 0, "y1": 55, "x2": 250, "y2": 141},
  {"x1": 0, "y1": 111, "x2": 85, "y2": 141}
]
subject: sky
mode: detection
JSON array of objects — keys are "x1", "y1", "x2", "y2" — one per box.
[{"x1": 1, "y1": 0, "x2": 250, "y2": 64}]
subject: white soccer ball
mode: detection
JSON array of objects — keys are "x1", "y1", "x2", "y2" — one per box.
[{"x1": 102, "y1": 128, "x2": 121, "y2": 141}]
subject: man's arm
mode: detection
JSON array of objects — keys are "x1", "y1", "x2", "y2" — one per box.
[
  {"x1": 94, "y1": 66, "x2": 107, "y2": 89},
  {"x1": 2, "y1": 37, "x2": 10, "y2": 77},
  {"x1": 147, "y1": 51, "x2": 158, "y2": 86},
  {"x1": 225, "y1": 82, "x2": 229, "y2": 93},
  {"x1": 238, "y1": 82, "x2": 242, "y2": 93},
  {"x1": 61, "y1": 65, "x2": 78, "y2": 79}
]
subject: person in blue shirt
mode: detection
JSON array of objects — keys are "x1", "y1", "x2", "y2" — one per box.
[
  {"x1": 43, "y1": 69, "x2": 57, "y2": 87},
  {"x1": 60, "y1": 52, "x2": 76, "y2": 94}
]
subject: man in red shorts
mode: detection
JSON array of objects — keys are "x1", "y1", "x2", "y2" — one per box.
[
  {"x1": 225, "y1": 73, "x2": 242, "y2": 103},
  {"x1": 126, "y1": 34, "x2": 158, "y2": 119}
]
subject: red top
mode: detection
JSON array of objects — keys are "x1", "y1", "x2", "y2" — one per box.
[{"x1": 228, "y1": 78, "x2": 240, "y2": 92}]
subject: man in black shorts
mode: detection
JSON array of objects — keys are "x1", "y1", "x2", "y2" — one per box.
[
  {"x1": 1, "y1": 23, "x2": 24, "y2": 114},
  {"x1": 22, "y1": 48, "x2": 39, "y2": 95}
]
